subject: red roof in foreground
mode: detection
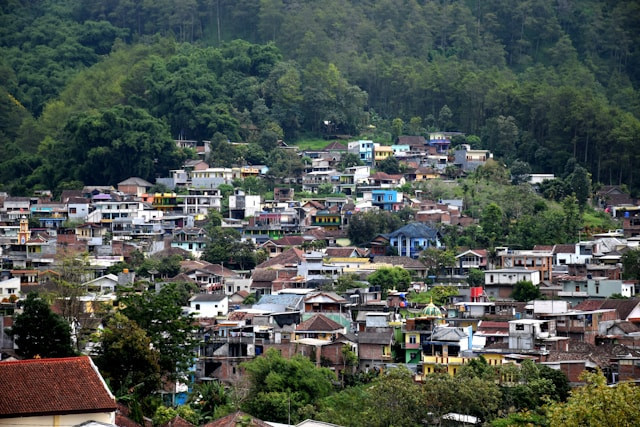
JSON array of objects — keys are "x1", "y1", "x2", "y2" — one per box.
[
  {"x1": 203, "y1": 411, "x2": 270, "y2": 427},
  {"x1": 0, "y1": 356, "x2": 116, "y2": 418}
]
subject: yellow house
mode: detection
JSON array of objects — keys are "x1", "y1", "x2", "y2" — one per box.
[{"x1": 374, "y1": 145, "x2": 394, "y2": 164}]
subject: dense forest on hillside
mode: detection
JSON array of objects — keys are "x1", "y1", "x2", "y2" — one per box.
[{"x1": 1, "y1": 0, "x2": 639, "y2": 195}]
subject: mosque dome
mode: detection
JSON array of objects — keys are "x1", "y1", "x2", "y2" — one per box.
[{"x1": 421, "y1": 297, "x2": 443, "y2": 318}]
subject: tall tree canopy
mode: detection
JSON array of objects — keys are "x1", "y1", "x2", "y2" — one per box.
[
  {"x1": 118, "y1": 284, "x2": 199, "y2": 382},
  {"x1": 8, "y1": 293, "x2": 75, "y2": 359},
  {"x1": 241, "y1": 348, "x2": 335, "y2": 424}
]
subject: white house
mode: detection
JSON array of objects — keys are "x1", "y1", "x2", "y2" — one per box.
[
  {"x1": 82, "y1": 274, "x2": 118, "y2": 294},
  {"x1": 189, "y1": 294, "x2": 229, "y2": 318},
  {"x1": 485, "y1": 268, "x2": 540, "y2": 286},
  {"x1": 0, "y1": 277, "x2": 20, "y2": 300}
]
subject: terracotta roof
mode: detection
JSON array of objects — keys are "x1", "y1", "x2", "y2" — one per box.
[
  {"x1": 160, "y1": 415, "x2": 195, "y2": 427},
  {"x1": 307, "y1": 228, "x2": 347, "y2": 239},
  {"x1": 573, "y1": 298, "x2": 640, "y2": 321},
  {"x1": 601, "y1": 298, "x2": 640, "y2": 320},
  {"x1": 325, "y1": 247, "x2": 357, "y2": 257},
  {"x1": 397, "y1": 136, "x2": 426, "y2": 146},
  {"x1": 477, "y1": 321, "x2": 509, "y2": 329},
  {"x1": 303, "y1": 200, "x2": 325, "y2": 210},
  {"x1": 296, "y1": 314, "x2": 343, "y2": 332},
  {"x1": 256, "y1": 247, "x2": 305, "y2": 268},
  {"x1": 606, "y1": 320, "x2": 640, "y2": 334},
  {"x1": 533, "y1": 245, "x2": 554, "y2": 251},
  {"x1": 553, "y1": 244, "x2": 575, "y2": 254},
  {"x1": 572, "y1": 300, "x2": 605, "y2": 311},
  {"x1": 228, "y1": 311, "x2": 256, "y2": 321},
  {"x1": 181, "y1": 260, "x2": 237, "y2": 277},
  {"x1": 250, "y1": 268, "x2": 279, "y2": 282},
  {"x1": 263, "y1": 235, "x2": 307, "y2": 247},
  {"x1": 115, "y1": 402, "x2": 143, "y2": 427},
  {"x1": 0, "y1": 356, "x2": 116, "y2": 418},
  {"x1": 234, "y1": 290, "x2": 249, "y2": 298},
  {"x1": 151, "y1": 247, "x2": 192, "y2": 259},
  {"x1": 304, "y1": 291, "x2": 348, "y2": 303},
  {"x1": 546, "y1": 340, "x2": 640, "y2": 367},
  {"x1": 324, "y1": 141, "x2": 347, "y2": 151},
  {"x1": 203, "y1": 411, "x2": 270, "y2": 427},
  {"x1": 369, "y1": 172, "x2": 403, "y2": 181}
]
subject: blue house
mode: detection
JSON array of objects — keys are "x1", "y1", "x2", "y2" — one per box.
[
  {"x1": 388, "y1": 223, "x2": 442, "y2": 258},
  {"x1": 372, "y1": 189, "x2": 404, "y2": 211},
  {"x1": 348, "y1": 140, "x2": 375, "y2": 166}
]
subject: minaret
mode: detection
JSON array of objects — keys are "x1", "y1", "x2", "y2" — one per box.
[{"x1": 18, "y1": 215, "x2": 29, "y2": 245}]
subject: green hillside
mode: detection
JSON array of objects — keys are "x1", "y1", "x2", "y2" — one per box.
[{"x1": 1, "y1": 0, "x2": 639, "y2": 195}]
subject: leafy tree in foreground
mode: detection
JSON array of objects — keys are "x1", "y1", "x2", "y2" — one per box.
[
  {"x1": 621, "y1": 248, "x2": 640, "y2": 280},
  {"x1": 547, "y1": 370, "x2": 640, "y2": 427},
  {"x1": 187, "y1": 380, "x2": 232, "y2": 424},
  {"x1": 8, "y1": 293, "x2": 75, "y2": 359},
  {"x1": 376, "y1": 155, "x2": 404, "y2": 174},
  {"x1": 95, "y1": 312, "x2": 161, "y2": 396},
  {"x1": 467, "y1": 268, "x2": 485, "y2": 287},
  {"x1": 420, "y1": 248, "x2": 456, "y2": 278},
  {"x1": 241, "y1": 348, "x2": 335, "y2": 423},
  {"x1": 511, "y1": 280, "x2": 542, "y2": 302},
  {"x1": 347, "y1": 210, "x2": 404, "y2": 246},
  {"x1": 118, "y1": 284, "x2": 198, "y2": 383},
  {"x1": 367, "y1": 266, "x2": 411, "y2": 296}
]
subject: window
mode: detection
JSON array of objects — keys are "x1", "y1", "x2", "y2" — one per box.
[
  {"x1": 595, "y1": 285, "x2": 599, "y2": 294},
  {"x1": 409, "y1": 335, "x2": 417, "y2": 344},
  {"x1": 575, "y1": 285, "x2": 580, "y2": 292},
  {"x1": 515, "y1": 324, "x2": 525, "y2": 331},
  {"x1": 195, "y1": 304, "x2": 200, "y2": 310}
]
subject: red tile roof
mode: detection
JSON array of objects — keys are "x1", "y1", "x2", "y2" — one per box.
[
  {"x1": 203, "y1": 411, "x2": 270, "y2": 427},
  {"x1": 325, "y1": 247, "x2": 358, "y2": 257},
  {"x1": 160, "y1": 415, "x2": 196, "y2": 427},
  {"x1": 0, "y1": 356, "x2": 116, "y2": 418},
  {"x1": 264, "y1": 235, "x2": 307, "y2": 247},
  {"x1": 256, "y1": 247, "x2": 305, "y2": 269}
]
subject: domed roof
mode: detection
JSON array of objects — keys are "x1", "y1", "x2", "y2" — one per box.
[{"x1": 422, "y1": 297, "x2": 443, "y2": 318}]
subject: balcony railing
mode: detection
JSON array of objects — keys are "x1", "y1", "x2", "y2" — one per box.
[{"x1": 422, "y1": 355, "x2": 468, "y2": 365}]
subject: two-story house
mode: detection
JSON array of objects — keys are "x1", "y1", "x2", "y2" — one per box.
[
  {"x1": 455, "y1": 249, "x2": 488, "y2": 275},
  {"x1": 453, "y1": 144, "x2": 493, "y2": 171},
  {"x1": 370, "y1": 189, "x2": 404, "y2": 211},
  {"x1": 484, "y1": 268, "x2": 541, "y2": 299},
  {"x1": 498, "y1": 248, "x2": 553, "y2": 281},
  {"x1": 388, "y1": 223, "x2": 442, "y2": 258},
  {"x1": 348, "y1": 140, "x2": 375, "y2": 166}
]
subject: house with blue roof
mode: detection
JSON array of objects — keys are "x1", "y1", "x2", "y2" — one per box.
[{"x1": 388, "y1": 222, "x2": 442, "y2": 258}]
